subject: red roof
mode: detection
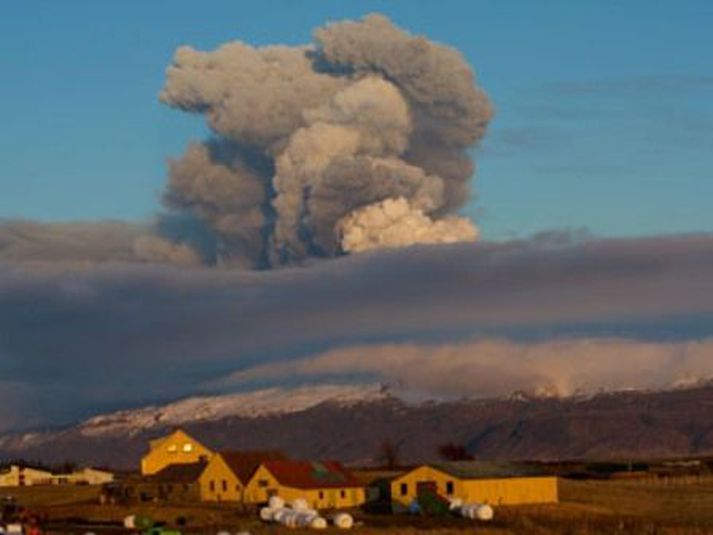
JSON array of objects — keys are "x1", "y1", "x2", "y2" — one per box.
[
  {"x1": 220, "y1": 450, "x2": 287, "y2": 485},
  {"x1": 262, "y1": 460, "x2": 363, "y2": 490}
]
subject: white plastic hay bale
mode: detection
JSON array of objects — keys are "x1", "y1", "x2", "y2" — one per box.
[
  {"x1": 296, "y1": 512, "x2": 318, "y2": 528},
  {"x1": 268, "y1": 495, "x2": 285, "y2": 509},
  {"x1": 216, "y1": 531, "x2": 232, "y2": 535},
  {"x1": 283, "y1": 512, "x2": 296, "y2": 528},
  {"x1": 448, "y1": 497, "x2": 463, "y2": 510},
  {"x1": 236, "y1": 531, "x2": 252, "y2": 535},
  {"x1": 5, "y1": 525, "x2": 23, "y2": 534},
  {"x1": 309, "y1": 517, "x2": 327, "y2": 530},
  {"x1": 475, "y1": 504, "x2": 494, "y2": 521},
  {"x1": 123, "y1": 515, "x2": 136, "y2": 529},
  {"x1": 332, "y1": 512, "x2": 354, "y2": 529},
  {"x1": 292, "y1": 497, "x2": 309, "y2": 511},
  {"x1": 260, "y1": 507, "x2": 275, "y2": 521},
  {"x1": 459, "y1": 503, "x2": 476, "y2": 519},
  {"x1": 272, "y1": 508, "x2": 291, "y2": 523}
]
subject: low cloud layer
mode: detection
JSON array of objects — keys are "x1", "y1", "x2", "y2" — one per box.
[
  {"x1": 1, "y1": 232, "x2": 712, "y2": 430},
  {"x1": 223, "y1": 338, "x2": 713, "y2": 399}
]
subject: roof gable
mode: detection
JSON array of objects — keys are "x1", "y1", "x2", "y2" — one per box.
[
  {"x1": 148, "y1": 428, "x2": 212, "y2": 454},
  {"x1": 219, "y1": 450, "x2": 287, "y2": 485}
]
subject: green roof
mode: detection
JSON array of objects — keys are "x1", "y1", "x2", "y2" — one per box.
[{"x1": 428, "y1": 461, "x2": 548, "y2": 480}]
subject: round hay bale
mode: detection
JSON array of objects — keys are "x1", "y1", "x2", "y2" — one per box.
[
  {"x1": 475, "y1": 504, "x2": 494, "y2": 521},
  {"x1": 332, "y1": 513, "x2": 354, "y2": 529},
  {"x1": 309, "y1": 517, "x2": 327, "y2": 530},
  {"x1": 268, "y1": 495, "x2": 285, "y2": 509},
  {"x1": 292, "y1": 498, "x2": 309, "y2": 511}
]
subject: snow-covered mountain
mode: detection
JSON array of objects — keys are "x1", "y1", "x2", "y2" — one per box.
[
  {"x1": 77, "y1": 384, "x2": 388, "y2": 438},
  {"x1": 2, "y1": 384, "x2": 713, "y2": 469}
]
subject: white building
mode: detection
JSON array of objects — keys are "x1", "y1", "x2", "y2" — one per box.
[
  {"x1": 0, "y1": 465, "x2": 114, "y2": 487},
  {"x1": 0, "y1": 465, "x2": 53, "y2": 487}
]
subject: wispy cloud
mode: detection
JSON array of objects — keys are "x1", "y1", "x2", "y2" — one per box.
[{"x1": 220, "y1": 338, "x2": 713, "y2": 399}]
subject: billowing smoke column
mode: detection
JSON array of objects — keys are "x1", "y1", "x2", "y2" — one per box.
[{"x1": 160, "y1": 14, "x2": 492, "y2": 267}]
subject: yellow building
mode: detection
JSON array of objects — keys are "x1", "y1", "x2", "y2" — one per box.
[
  {"x1": 200, "y1": 450, "x2": 286, "y2": 502},
  {"x1": 0, "y1": 465, "x2": 53, "y2": 487},
  {"x1": 390, "y1": 462, "x2": 558, "y2": 511},
  {"x1": 244, "y1": 460, "x2": 366, "y2": 510},
  {"x1": 140, "y1": 428, "x2": 213, "y2": 475}
]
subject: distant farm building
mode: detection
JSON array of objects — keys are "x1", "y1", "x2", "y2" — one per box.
[
  {"x1": 244, "y1": 460, "x2": 366, "y2": 509},
  {"x1": 0, "y1": 465, "x2": 53, "y2": 487},
  {"x1": 200, "y1": 450, "x2": 287, "y2": 502},
  {"x1": 0, "y1": 465, "x2": 114, "y2": 487},
  {"x1": 389, "y1": 462, "x2": 558, "y2": 511},
  {"x1": 140, "y1": 429, "x2": 213, "y2": 476},
  {"x1": 50, "y1": 467, "x2": 114, "y2": 486}
]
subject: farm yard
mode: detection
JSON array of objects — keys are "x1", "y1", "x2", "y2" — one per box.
[{"x1": 5, "y1": 476, "x2": 713, "y2": 534}]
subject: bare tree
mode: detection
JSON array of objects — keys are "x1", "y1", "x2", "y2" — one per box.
[
  {"x1": 437, "y1": 442, "x2": 474, "y2": 461},
  {"x1": 378, "y1": 439, "x2": 401, "y2": 469}
]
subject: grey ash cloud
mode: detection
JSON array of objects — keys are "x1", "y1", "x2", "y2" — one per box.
[{"x1": 159, "y1": 14, "x2": 492, "y2": 266}]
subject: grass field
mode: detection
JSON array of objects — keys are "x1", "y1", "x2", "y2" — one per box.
[{"x1": 5, "y1": 476, "x2": 713, "y2": 534}]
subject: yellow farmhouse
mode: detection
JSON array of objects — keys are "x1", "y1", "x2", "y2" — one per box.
[
  {"x1": 244, "y1": 460, "x2": 366, "y2": 509},
  {"x1": 140, "y1": 429, "x2": 214, "y2": 476},
  {"x1": 200, "y1": 450, "x2": 286, "y2": 502},
  {"x1": 390, "y1": 462, "x2": 558, "y2": 511}
]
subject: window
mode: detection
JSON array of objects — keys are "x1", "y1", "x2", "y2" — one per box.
[
  {"x1": 209, "y1": 480, "x2": 215, "y2": 492},
  {"x1": 167, "y1": 444, "x2": 177, "y2": 453},
  {"x1": 340, "y1": 490, "x2": 346, "y2": 499},
  {"x1": 446, "y1": 481, "x2": 454, "y2": 495},
  {"x1": 222, "y1": 480, "x2": 227, "y2": 492},
  {"x1": 258, "y1": 479, "x2": 269, "y2": 488},
  {"x1": 318, "y1": 491, "x2": 324, "y2": 499},
  {"x1": 183, "y1": 443, "x2": 194, "y2": 453},
  {"x1": 400, "y1": 483, "x2": 408, "y2": 496}
]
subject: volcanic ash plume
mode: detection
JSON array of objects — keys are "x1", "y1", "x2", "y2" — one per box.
[
  {"x1": 338, "y1": 197, "x2": 478, "y2": 253},
  {"x1": 160, "y1": 14, "x2": 492, "y2": 267}
]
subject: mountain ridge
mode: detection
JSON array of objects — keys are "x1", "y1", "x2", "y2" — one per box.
[{"x1": 2, "y1": 383, "x2": 713, "y2": 470}]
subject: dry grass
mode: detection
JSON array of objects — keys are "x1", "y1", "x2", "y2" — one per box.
[{"x1": 6, "y1": 477, "x2": 713, "y2": 534}]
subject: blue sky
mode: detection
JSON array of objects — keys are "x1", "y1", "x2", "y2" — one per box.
[{"x1": 1, "y1": 0, "x2": 712, "y2": 240}]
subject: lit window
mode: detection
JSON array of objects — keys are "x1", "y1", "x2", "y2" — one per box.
[
  {"x1": 167, "y1": 444, "x2": 177, "y2": 453},
  {"x1": 183, "y1": 443, "x2": 193, "y2": 452}
]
